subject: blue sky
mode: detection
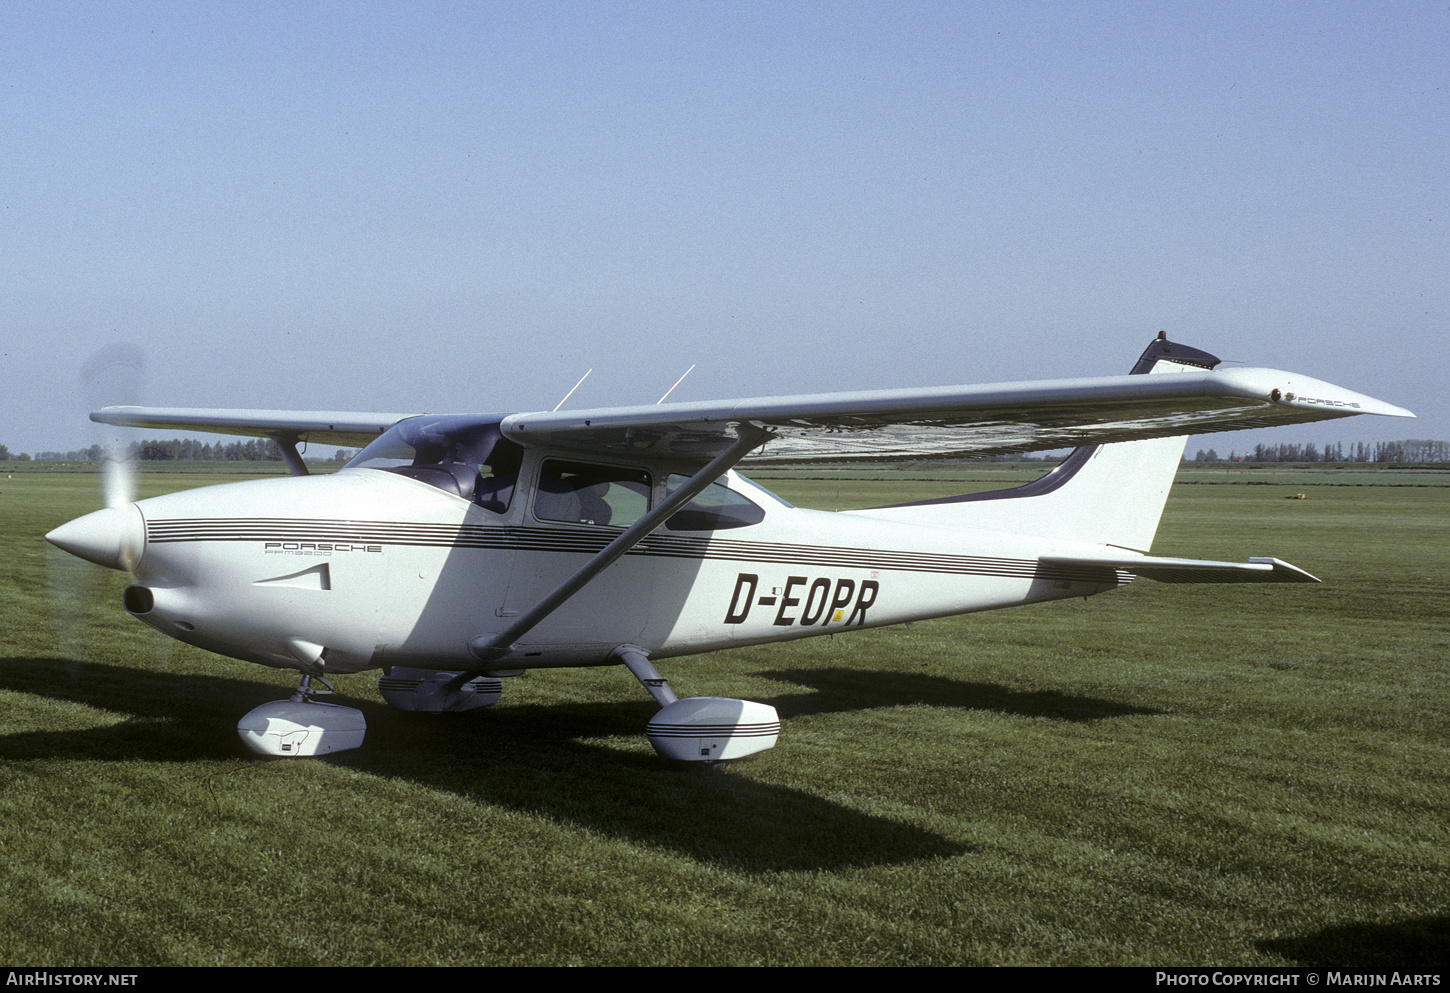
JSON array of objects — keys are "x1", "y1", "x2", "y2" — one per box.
[{"x1": 3, "y1": 2, "x2": 1445, "y2": 455}]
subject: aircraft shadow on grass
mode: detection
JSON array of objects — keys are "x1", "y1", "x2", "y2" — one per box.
[
  {"x1": 754, "y1": 667, "x2": 1166, "y2": 722},
  {"x1": 1256, "y1": 915, "x2": 1449, "y2": 970},
  {"x1": 0, "y1": 656, "x2": 983, "y2": 872}
]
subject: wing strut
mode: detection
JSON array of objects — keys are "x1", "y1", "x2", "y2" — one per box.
[
  {"x1": 271, "y1": 433, "x2": 311, "y2": 477},
  {"x1": 463, "y1": 423, "x2": 773, "y2": 668}
]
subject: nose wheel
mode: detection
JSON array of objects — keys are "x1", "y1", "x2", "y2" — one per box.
[{"x1": 237, "y1": 673, "x2": 367, "y2": 757}]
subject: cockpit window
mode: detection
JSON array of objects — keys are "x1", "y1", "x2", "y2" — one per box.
[
  {"x1": 345, "y1": 415, "x2": 522, "y2": 512},
  {"x1": 535, "y1": 460, "x2": 650, "y2": 527},
  {"x1": 664, "y1": 475, "x2": 765, "y2": 530}
]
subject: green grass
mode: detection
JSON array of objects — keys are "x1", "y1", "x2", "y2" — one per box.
[{"x1": 1, "y1": 468, "x2": 1446, "y2": 965}]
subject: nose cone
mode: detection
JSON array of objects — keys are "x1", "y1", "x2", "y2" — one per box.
[{"x1": 46, "y1": 505, "x2": 145, "y2": 571}]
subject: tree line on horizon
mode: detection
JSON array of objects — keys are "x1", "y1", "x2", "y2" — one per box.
[
  {"x1": 2, "y1": 438, "x2": 356, "y2": 463},
  {"x1": 1189, "y1": 439, "x2": 1449, "y2": 463}
]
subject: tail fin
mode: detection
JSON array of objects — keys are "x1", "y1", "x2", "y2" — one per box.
[{"x1": 855, "y1": 335, "x2": 1219, "y2": 553}]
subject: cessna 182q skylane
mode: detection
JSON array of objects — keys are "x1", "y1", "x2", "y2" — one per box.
[{"x1": 46, "y1": 335, "x2": 1412, "y2": 760}]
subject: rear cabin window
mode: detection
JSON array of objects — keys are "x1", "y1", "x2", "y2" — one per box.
[
  {"x1": 664, "y1": 475, "x2": 765, "y2": 531},
  {"x1": 535, "y1": 461, "x2": 651, "y2": 528}
]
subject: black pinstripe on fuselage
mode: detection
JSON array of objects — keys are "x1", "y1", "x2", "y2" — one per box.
[{"x1": 144, "y1": 518, "x2": 1131, "y2": 586}]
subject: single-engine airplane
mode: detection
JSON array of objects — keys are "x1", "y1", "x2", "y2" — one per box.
[{"x1": 46, "y1": 335, "x2": 1413, "y2": 760}]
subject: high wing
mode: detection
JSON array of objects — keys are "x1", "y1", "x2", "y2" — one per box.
[
  {"x1": 500, "y1": 364, "x2": 1413, "y2": 463},
  {"x1": 90, "y1": 407, "x2": 423, "y2": 449},
  {"x1": 92, "y1": 364, "x2": 1411, "y2": 463}
]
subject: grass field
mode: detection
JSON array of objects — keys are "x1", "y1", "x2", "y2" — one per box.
[{"x1": 1, "y1": 465, "x2": 1446, "y2": 966}]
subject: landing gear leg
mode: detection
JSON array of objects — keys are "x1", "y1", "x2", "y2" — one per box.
[
  {"x1": 292, "y1": 673, "x2": 335, "y2": 703},
  {"x1": 615, "y1": 645, "x2": 678, "y2": 706}
]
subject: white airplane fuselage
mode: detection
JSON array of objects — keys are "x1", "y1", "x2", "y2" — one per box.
[{"x1": 113, "y1": 462, "x2": 1125, "y2": 677}]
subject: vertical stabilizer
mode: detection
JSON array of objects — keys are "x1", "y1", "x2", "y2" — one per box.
[{"x1": 853, "y1": 335, "x2": 1219, "y2": 552}]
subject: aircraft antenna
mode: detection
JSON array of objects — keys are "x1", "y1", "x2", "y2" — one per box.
[
  {"x1": 657, "y1": 364, "x2": 696, "y2": 404},
  {"x1": 552, "y1": 369, "x2": 592, "y2": 411}
]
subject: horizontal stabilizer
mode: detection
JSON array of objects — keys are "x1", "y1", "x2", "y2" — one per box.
[{"x1": 1040, "y1": 552, "x2": 1319, "y2": 584}]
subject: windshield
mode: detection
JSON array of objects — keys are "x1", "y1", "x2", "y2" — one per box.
[{"x1": 345, "y1": 415, "x2": 523, "y2": 511}]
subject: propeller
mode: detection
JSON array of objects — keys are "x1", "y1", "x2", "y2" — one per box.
[
  {"x1": 47, "y1": 343, "x2": 147, "y2": 570},
  {"x1": 46, "y1": 344, "x2": 152, "y2": 668},
  {"x1": 80, "y1": 343, "x2": 146, "y2": 510}
]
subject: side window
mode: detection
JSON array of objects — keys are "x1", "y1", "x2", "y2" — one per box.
[
  {"x1": 535, "y1": 461, "x2": 651, "y2": 527},
  {"x1": 664, "y1": 475, "x2": 766, "y2": 531},
  {"x1": 475, "y1": 439, "x2": 523, "y2": 514}
]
